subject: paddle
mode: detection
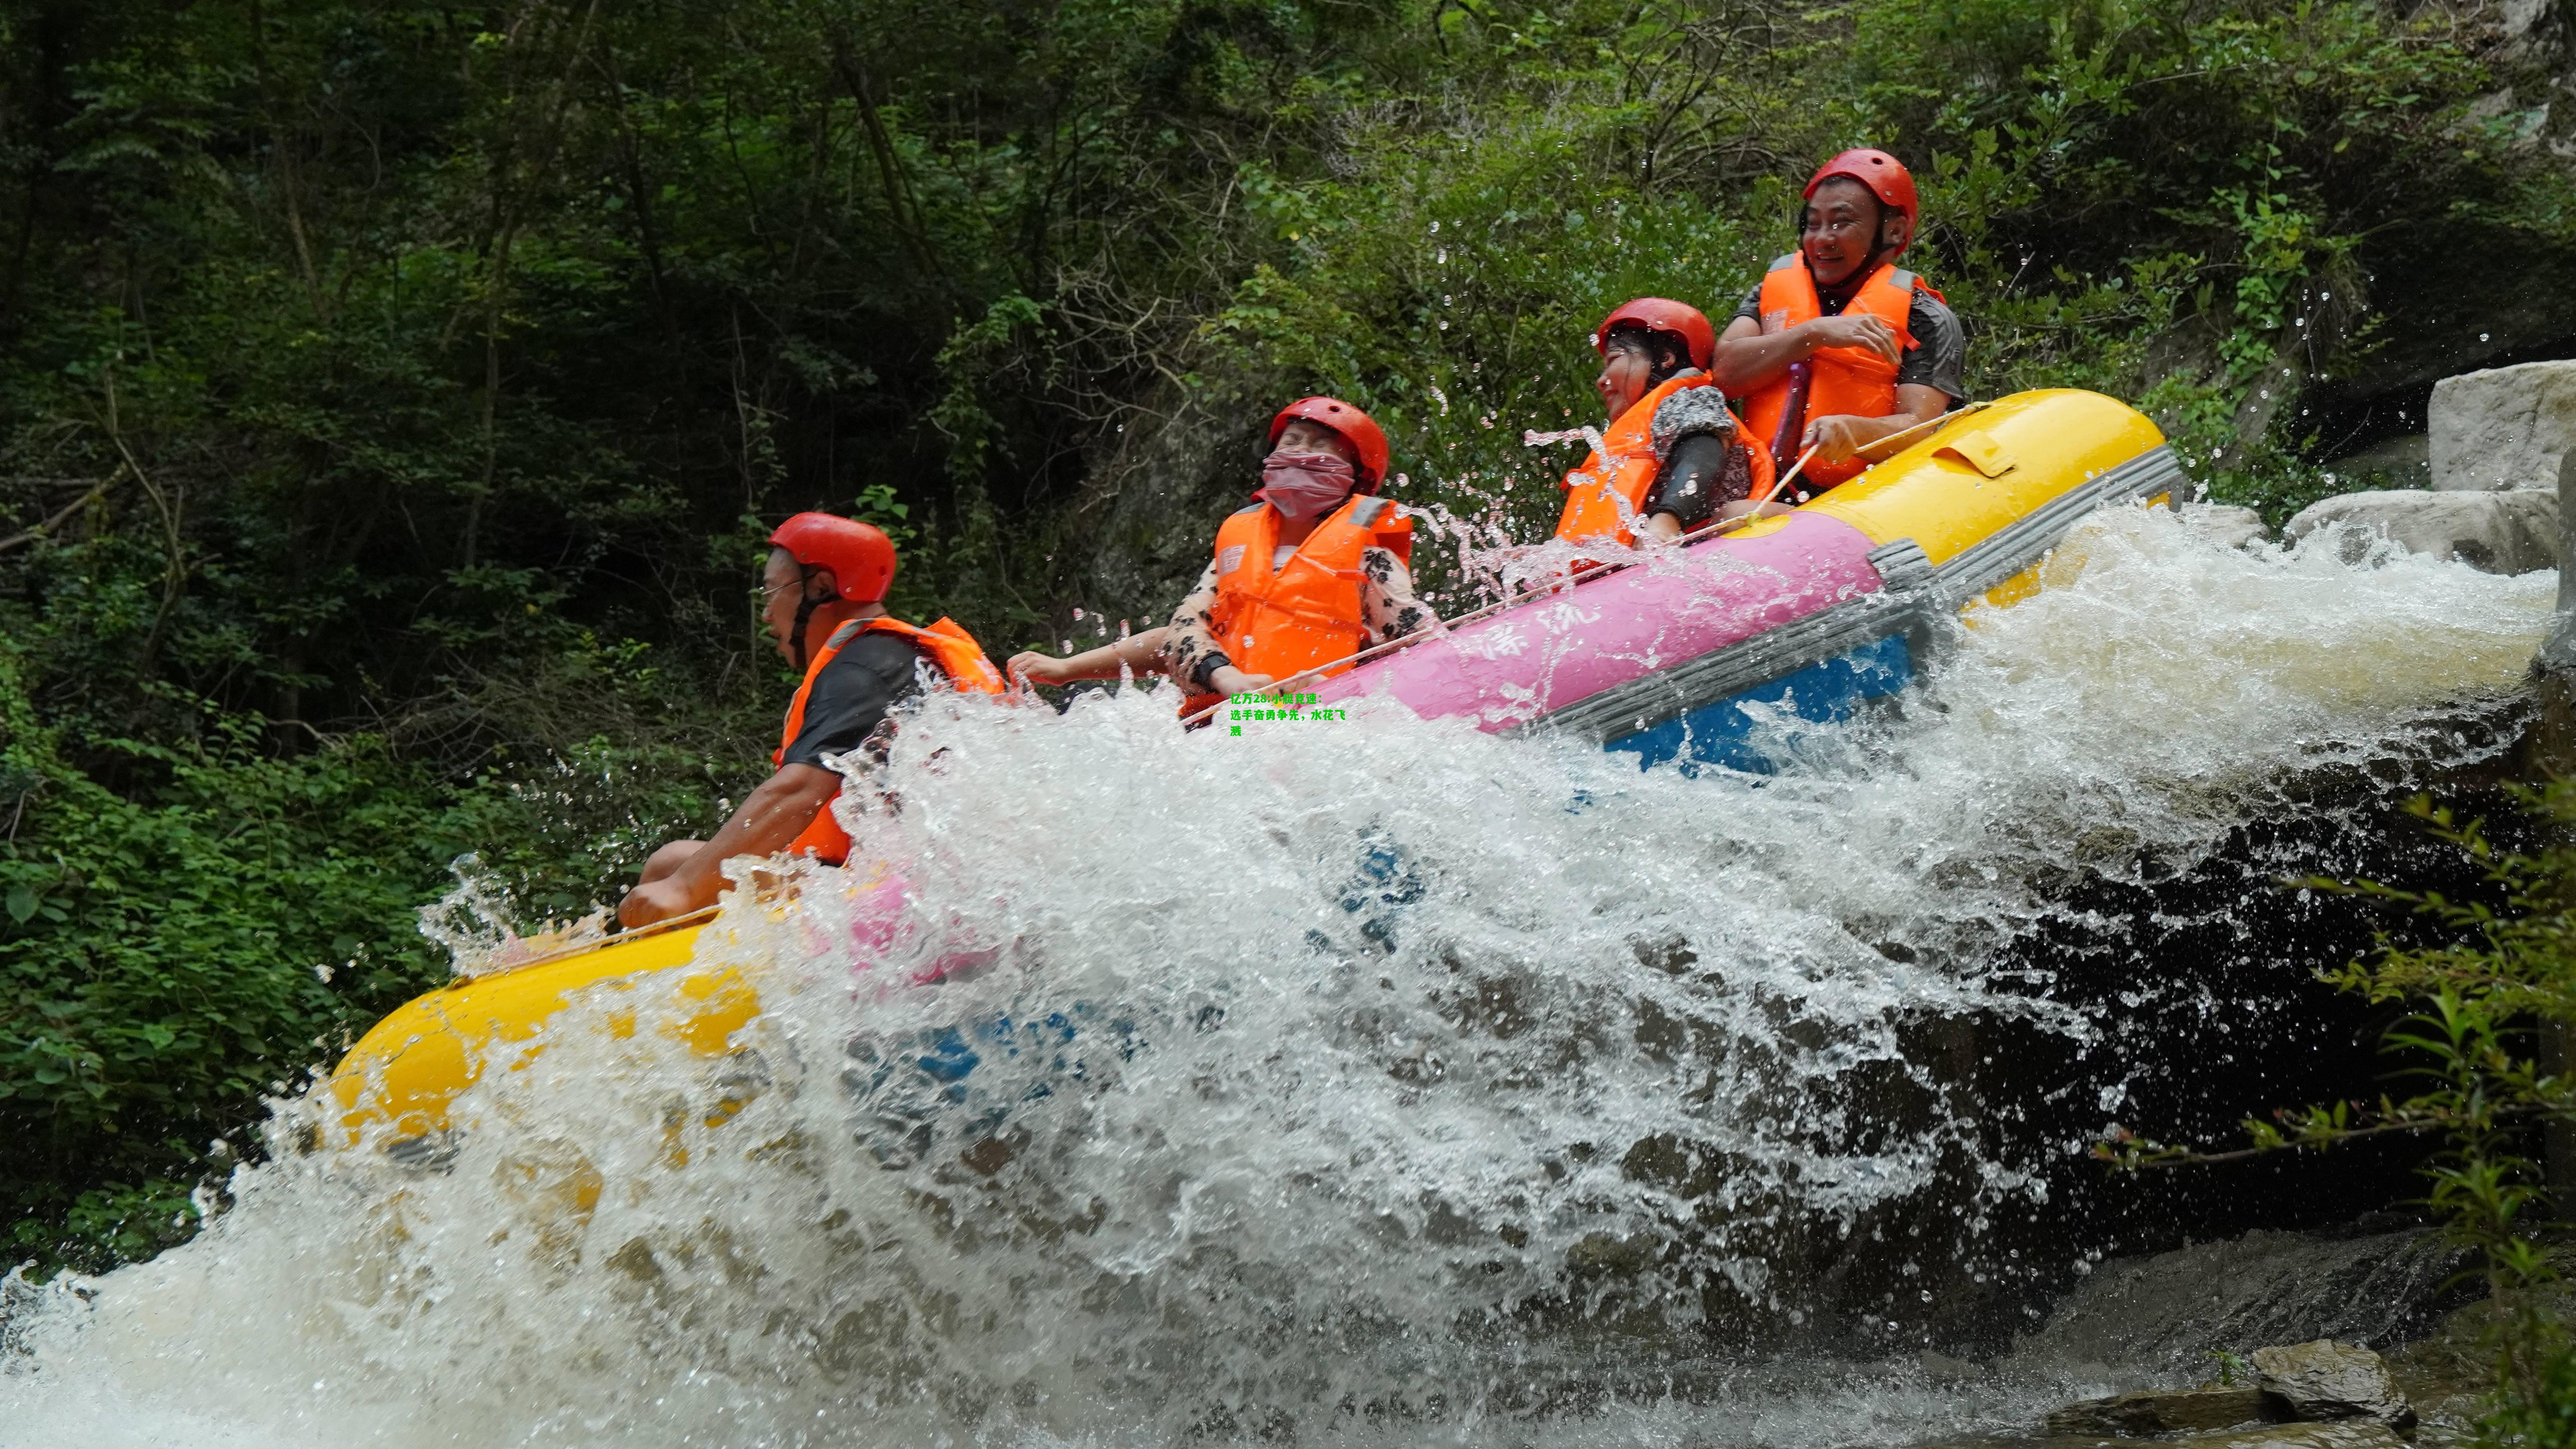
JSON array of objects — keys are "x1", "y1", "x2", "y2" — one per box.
[
  {"x1": 1179, "y1": 502, "x2": 1781, "y2": 728},
  {"x1": 564, "y1": 902, "x2": 722, "y2": 954},
  {"x1": 1753, "y1": 443, "x2": 1821, "y2": 509},
  {"x1": 1699, "y1": 402, "x2": 1987, "y2": 538},
  {"x1": 1853, "y1": 399, "x2": 1991, "y2": 462}
]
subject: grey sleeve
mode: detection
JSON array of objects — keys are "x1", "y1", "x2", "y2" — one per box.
[
  {"x1": 1643, "y1": 386, "x2": 1748, "y2": 529},
  {"x1": 1733, "y1": 284, "x2": 1762, "y2": 325},
  {"x1": 1648, "y1": 385, "x2": 1741, "y2": 456},
  {"x1": 1899, "y1": 291, "x2": 1965, "y2": 403}
]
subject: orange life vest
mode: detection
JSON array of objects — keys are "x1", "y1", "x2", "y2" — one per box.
[
  {"x1": 1182, "y1": 494, "x2": 1413, "y2": 716},
  {"x1": 1739, "y1": 254, "x2": 1933, "y2": 492},
  {"x1": 1553, "y1": 375, "x2": 1772, "y2": 553},
  {"x1": 771, "y1": 615, "x2": 1005, "y2": 863}
]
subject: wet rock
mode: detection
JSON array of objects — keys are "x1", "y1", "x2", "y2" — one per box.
[
  {"x1": 2324, "y1": 433, "x2": 2430, "y2": 492},
  {"x1": 2044, "y1": 1386, "x2": 2281, "y2": 1434},
  {"x1": 2251, "y1": 1340, "x2": 2415, "y2": 1428},
  {"x1": 2175, "y1": 1424, "x2": 2404, "y2": 1448},
  {"x1": 1918, "y1": 1419, "x2": 2400, "y2": 1448},
  {"x1": 2283, "y1": 488, "x2": 2559, "y2": 574},
  {"x1": 2009, "y1": 1228, "x2": 2471, "y2": 1379},
  {"x1": 2188, "y1": 504, "x2": 2272, "y2": 551},
  {"x1": 2431, "y1": 358, "x2": 2576, "y2": 491}
]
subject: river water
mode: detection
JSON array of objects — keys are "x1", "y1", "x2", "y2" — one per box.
[{"x1": 0, "y1": 505, "x2": 2557, "y2": 1446}]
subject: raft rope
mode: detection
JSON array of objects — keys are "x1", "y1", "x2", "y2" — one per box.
[
  {"x1": 1755, "y1": 443, "x2": 1823, "y2": 508},
  {"x1": 1176, "y1": 402, "x2": 1990, "y2": 728},
  {"x1": 530, "y1": 903, "x2": 720, "y2": 966}
]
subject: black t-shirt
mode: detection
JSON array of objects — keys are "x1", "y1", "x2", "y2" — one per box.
[
  {"x1": 778, "y1": 631, "x2": 933, "y2": 769},
  {"x1": 1732, "y1": 276, "x2": 1965, "y2": 403}
]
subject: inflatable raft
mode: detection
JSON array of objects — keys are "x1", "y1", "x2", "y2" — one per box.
[
  {"x1": 322, "y1": 906, "x2": 745, "y2": 1157},
  {"x1": 1313, "y1": 388, "x2": 2179, "y2": 767},
  {"x1": 322, "y1": 387, "x2": 2179, "y2": 1158}
]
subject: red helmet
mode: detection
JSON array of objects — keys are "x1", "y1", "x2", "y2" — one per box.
[
  {"x1": 769, "y1": 512, "x2": 896, "y2": 604},
  {"x1": 1268, "y1": 396, "x2": 1391, "y2": 491},
  {"x1": 1592, "y1": 298, "x2": 1716, "y2": 371},
  {"x1": 1805, "y1": 148, "x2": 1919, "y2": 238}
]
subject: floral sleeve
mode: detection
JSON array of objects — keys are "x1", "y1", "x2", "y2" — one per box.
[
  {"x1": 1360, "y1": 547, "x2": 1435, "y2": 644},
  {"x1": 1157, "y1": 562, "x2": 1228, "y2": 691}
]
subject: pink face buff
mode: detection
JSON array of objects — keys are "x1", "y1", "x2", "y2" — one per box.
[{"x1": 1256, "y1": 451, "x2": 1359, "y2": 521}]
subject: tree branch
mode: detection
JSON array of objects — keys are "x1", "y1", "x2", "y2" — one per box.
[{"x1": 0, "y1": 469, "x2": 119, "y2": 554}]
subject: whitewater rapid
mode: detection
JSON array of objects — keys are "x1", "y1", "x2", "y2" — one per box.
[{"x1": 0, "y1": 505, "x2": 2555, "y2": 1447}]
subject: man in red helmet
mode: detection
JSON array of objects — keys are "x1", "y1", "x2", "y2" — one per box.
[
  {"x1": 1009, "y1": 397, "x2": 1435, "y2": 711},
  {"x1": 618, "y1": 512, "x2": 1004, "y2": 929},
  {"x1": 1709, "y1": 148, "x2": 1964, "y2": 502},
  {"x1": 1555, "y1": 297, "x2": 1774, "y2": 553}
]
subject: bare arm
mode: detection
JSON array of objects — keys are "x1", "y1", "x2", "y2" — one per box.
[
  {"x1": 1706, "y1": 313, "x2": 1904, "y2": 396},
  {"x1": 618, "y1": 763, "x2": 843, "y2": 928},
  {"x1": 1714, "y1": 498, "x2": 1795, "y2": 529},
  {"x1": 1009, "y1": 626, "x2": 1172, "y2": 688}
]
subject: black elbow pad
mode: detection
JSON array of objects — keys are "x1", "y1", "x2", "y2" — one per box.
[{"x1": 1643, "y1": 433, "x2": 1741, "y2": 530}]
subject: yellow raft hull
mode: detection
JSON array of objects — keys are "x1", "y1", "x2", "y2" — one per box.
[
  {"x1": 324, "y1": 909, "x2": 755, "y2": 1149},
  {"x1": 323, "y1": 390, "x2": 2181, "y2": 1155},
  {"x1": 1797, "y1": 388, "x2": 2170, "y2": 574}
]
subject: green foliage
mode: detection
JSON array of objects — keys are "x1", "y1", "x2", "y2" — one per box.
[
  {"x1": 2103, "y1": 782, "x2": 2576, "y2": 1437},
  {"x1": 2484, "y1": 1326, "x2": 2576, "y2": 1447},
  {"x1": 1213, "y1": 140, "x2": 1768, "y2": 579},
  {"x1": 0, "y1": 0, "x2": 2565, "y2": 1270},
  {"x1": 437, "y1": 735, "x2": 768, "y2": 926},
  {"x1": 0, "y1": 644, "x2": 456, "y2": 1270},
  {"x1": 1193, "y1": 0, "x2": 2564, "y2": 546},
  {"x1": 0, "y1": 628, "x2": 762, "y2": 1273}
]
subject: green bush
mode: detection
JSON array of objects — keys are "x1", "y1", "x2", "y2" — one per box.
[
  {"x1": 2107, "y1": 781, "x2": 2576, "y2": 1439},
  {"x1": 0, "y1": 646, "x2": 457, "y2": 1271},
  {"x1": 0, "y1": 644, "x2": 767, "y2": 1273},
  {"x1": 0, "y1": 0, "x2": 2567, "y2": 1270}
]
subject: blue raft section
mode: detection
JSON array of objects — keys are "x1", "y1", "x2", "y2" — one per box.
[{"x1": 1601, "y1": 631, "x2": 1915, "y2": 773}]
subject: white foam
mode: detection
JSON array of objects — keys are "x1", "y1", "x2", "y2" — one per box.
[{"x1": 2, "y1": 505, "x2": 2550, "y2": 1445}]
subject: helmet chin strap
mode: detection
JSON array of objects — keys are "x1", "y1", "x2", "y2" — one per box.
[
  {"x1": 1863, "y1": 197, "x2": 1912, "y2": 271},
  {"x1": 1818, "y1": 205, "x2": 1903, "y2": 304},
  {"x1": 789, "y1": 568, "x2": 831, "y2": 671}
]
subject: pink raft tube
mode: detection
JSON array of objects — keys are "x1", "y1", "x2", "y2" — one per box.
[{"x1": 1311, "y1": 390, "x2": 2184, "y2": 769}]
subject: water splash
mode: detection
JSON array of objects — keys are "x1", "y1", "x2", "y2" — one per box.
[
  {"x1": 0, "y1": 504, "x2": 2554, "y2": 1446},
  {"x1": 1522, "y1": 426, "x2": 1598, "y2": 450},
  {"x1": 415, "y1": 856, "x2": 613, "y2": 979}
]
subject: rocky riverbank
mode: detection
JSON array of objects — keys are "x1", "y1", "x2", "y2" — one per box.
[
  {"x1": 2285, "y1": 360, "x2": 2576, "y2": 576},
  {"x1": 1912, "y1": 1224, "x2": 2533, "y2": 1447}
]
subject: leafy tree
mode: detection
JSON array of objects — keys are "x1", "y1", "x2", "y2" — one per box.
[{"x1": 0, "y1": 0, "x2": 2566, "y2": 1267}]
